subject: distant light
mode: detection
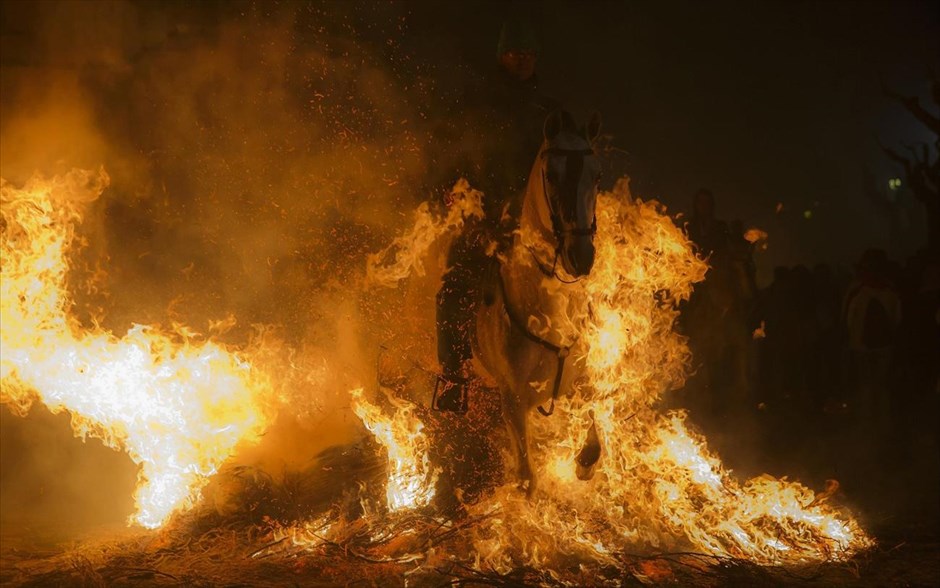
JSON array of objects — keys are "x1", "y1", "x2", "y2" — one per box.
[
  {"x1": 888, "y1": 178, "x2": 902, "y2": 191},
  {"x1": 744, "y1": 227, "x2": 768, "y2": 243},
  {"x1": 752, "y1": 320, "x2": 766, "y2": 340},
  {"x1": 803, "y1": 210, "x2": 812, "y2": 219}
]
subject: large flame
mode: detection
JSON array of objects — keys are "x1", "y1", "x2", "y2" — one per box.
[
  {"x1": 369, "y1": 177, "x2": 872, "y2": 570},
  {"x1": 351, "y1": 387, "x2": 438, "y2": 512},
  {"x1": 467, "y1": 180, "x2": 871, "y2": 568},
  {"x1": 0, "y1": 169, "x2": 273, "y2": 528},
  {"x1": 1, "y1": 167, "x2": 872, "y2": 570}
]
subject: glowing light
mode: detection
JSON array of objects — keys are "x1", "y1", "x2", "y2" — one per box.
[
  {"x1": 458, "y1": 180, "x2": 871, "y2": 569},
  {"x1": 366, "y1": 179, "x2": 482, "y2": 287},
  {"x1": 753, "y1": 320, "x2": 767, "y2": 339},
  {"x1": 1, "y1": 169, "x2": 273, "y2": 528},
  {"x1": 743, "y1": 228, "x2": 768, "y2": 244}
]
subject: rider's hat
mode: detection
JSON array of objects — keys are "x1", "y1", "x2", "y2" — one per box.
[{"x1": 497, "y1": 19, "x2": 540, "y2": 57}]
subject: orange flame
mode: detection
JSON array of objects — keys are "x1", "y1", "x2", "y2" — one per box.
[
  {"x1": 366, "y1": 179, "x2": 482, "y2": 287},
  {"x1": 457, "y1": 179, "x2": 869, "y2": 568},
  {"x1": 0, "y1": 169, "x2": 273, "y2": 528},
  {"x1": 363, "y1": 177, "x2": 871, "y2": 569},
  {"x1": 753, "y1": 320, "x2": 767, "y2": 339},
  {"x1": 351, "y1": 387, "x2": 438, "y2": 511}
]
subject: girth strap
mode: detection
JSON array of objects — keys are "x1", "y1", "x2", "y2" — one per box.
[{"x1": 497, "y1": 265, "x2": 571, "y2": 417}]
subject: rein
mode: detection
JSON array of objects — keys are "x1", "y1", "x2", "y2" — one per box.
[{"x1": 497, "y1": 264, "x2": 572, "y2": 417}]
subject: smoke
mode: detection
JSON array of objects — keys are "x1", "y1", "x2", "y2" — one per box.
[{"x1": 0, "y1": 1, "x2": 479, "y2": 527}]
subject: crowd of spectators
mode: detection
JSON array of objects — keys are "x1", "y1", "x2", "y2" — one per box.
[{"x1": 677, "y1": 193, "x2": 939, "y2": 527}]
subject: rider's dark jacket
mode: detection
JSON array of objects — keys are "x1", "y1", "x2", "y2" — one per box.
[
  {"x1": 461, "y1": 68, "x2": 560, "y2": 226},
  {"x1": 434, "y1": 68, "x2": 560, "y2": 379}
]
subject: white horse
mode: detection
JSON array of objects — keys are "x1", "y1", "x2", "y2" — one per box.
[{"x1": 473, "y1": 110, "x2": 602, "y2": 495}]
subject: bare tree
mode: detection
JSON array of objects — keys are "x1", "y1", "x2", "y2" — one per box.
[{"x1": 881, "y1": 79, "x2": 940, "y2": 257}]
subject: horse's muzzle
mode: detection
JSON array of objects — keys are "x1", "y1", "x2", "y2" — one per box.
[{"x1": 563, "y1": 237, "x2": 595, "y2": 277}]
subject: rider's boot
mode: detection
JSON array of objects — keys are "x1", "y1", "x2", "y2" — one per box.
[
  {"x1": 434, "y1": 372, "x2": 469, "y2": 413},
  {"x1": 435, "y1": 364, "x2": 470, "y2": 413},
  {"x1": 435, "y1": 263, "x2": 474, "y2": 413}
]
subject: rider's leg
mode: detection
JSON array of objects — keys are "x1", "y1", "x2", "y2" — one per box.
[
  {"x1": 435, "y1": 234, "x2": 480, "y2": 411},
  {"x1": 436, "y1": 265, "x2": 474, "y2": 374}
]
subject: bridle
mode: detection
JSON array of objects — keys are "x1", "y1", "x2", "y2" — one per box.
[{"x1": 528, "y1": 146, "x2": 598, "y2": 284}]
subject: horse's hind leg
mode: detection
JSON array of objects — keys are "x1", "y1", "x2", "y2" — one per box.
[{"x1": 502, "y1": 388, "x2": 536, "y2": 496}]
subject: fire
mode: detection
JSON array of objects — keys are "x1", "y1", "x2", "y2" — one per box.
[
  {"x1": 753, "y1": 320, "x2": 767, "y2": 339},
  {"x1": 1, "y1": 166, "x2": 872, "y2": 572},
  {"x1": 469, "y1": 181, "x2": 870, "y2": 567},
  {"x1": 371, "y1": 177, "x2": 871, "y2": 570},
  {"x1": 350, "y1": 388, "x2": 438, "y2": 511},
  {"x1": 366, "y1": 178, "x2": 482, "y2": 288},
  {"x1": 0, "y1": 169, "x2": 274, "y2": 528}
]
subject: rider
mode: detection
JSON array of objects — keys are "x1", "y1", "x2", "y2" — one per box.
[{"x1": 435, "y1": 19, "x2": 560, "y2": 412}]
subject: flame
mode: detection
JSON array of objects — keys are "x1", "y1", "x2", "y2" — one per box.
[
  {"x1": 2, "y1": 166, "x2": 871, "y2": 571},
  {"x1": 459, "y1": 179, "x2": 870, "y2": 568},
  {"x1": 350, "y1": 388, "x2": 438, "y2": 511},
  {"x1": 366, "y1": 178, "x2": 482, "y2": 287},
  {"x1": 0, "y1": 169, "x2": 273, "y2": 528}
]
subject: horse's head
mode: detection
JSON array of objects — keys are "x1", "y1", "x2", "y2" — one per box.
[{"x1": 539, "y1": 110, "x2": 602, "y2": 278}]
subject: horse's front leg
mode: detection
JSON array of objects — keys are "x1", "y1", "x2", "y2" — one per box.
[{"x1": 502, "y1": 386, "x2": 536, "y2": 497}]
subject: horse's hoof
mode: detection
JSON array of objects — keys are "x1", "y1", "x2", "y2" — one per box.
[
  {"x1": 434, "y1": 377, "x2": 468, "y2": 413},
  {"x1": 576, "y1": 415, "x2": 601, "y2": 480}
]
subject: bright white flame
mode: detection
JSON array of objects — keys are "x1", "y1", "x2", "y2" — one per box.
[{"x1": 1, "y1": 169, "x2": 273, "y2": 527}]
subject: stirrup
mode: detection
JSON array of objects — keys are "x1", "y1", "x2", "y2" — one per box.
[{"x1": 432, "y1": 373, "x2": 469, "y2": 413}]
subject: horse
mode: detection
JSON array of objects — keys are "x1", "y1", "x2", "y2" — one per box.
[{"x1": 472, "y1": 110, "x2": 602, "y2": 495}]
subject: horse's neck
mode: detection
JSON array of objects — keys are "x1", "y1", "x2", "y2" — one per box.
[
  {"x1": 500, "y1": 150, "x2": 581, "y2": 343},
  {"x1": 517, "y1": 145, "x2": 555, "y2": 256},
  {"x1": 505, "y1": 145, "x2": 554, "y2": 299}
]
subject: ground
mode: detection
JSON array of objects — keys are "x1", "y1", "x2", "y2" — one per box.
[{"x1": 2, "y1": 486, "x2": 938, "y2": 587}]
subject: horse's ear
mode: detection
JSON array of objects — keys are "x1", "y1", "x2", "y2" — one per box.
[
  {"x1": 585, "y1": 111, "x2": 602, "y2": 142},
  {"x1": 544, "y1": 110, "x2": 564, "y2": 141},
  {"x1": 545, "y1": 110, "x2": 578, "y2": 140}
]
